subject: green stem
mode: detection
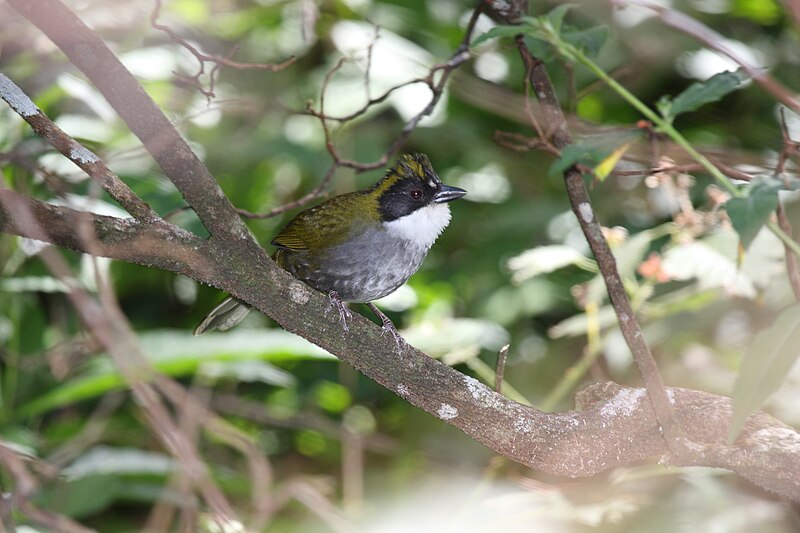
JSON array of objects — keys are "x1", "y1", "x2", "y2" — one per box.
[
  {"x1": 540, "y1": 279, "x2": 654, "y2": 411},
  {"x1": 767, "y1": 220, "x2": 800, "y2": 257},
  {"x1": 548, "y1": 31, "x2": 800, "y2": 257},
  {"x1": 540, "y1": 301, "x2": 602, "y2": 411},
  {"x1": 574, "y1": 48, "x2": 740, "y2": 197}
]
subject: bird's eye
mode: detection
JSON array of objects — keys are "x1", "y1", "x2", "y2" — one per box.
[{"x1": 410, "y1": 188, "x2": 423, "y2": 200}]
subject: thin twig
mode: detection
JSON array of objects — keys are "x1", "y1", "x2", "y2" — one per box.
[
  {"x1": 363, "y1": 25, "x2": 380, "y2": 101},
  {"x1": 8, "y1": 0, "x2": 250, "y2": 242},
  {"x1": 236, "y1": 165, "x2": 335, "y2": 219},
  {"x1": 318, "y1": 0, "x2": 482, "y2": 172},
  {"x1": 494, "y1": 344, "x2": 510, "y2": 393},
  {"x1": 150, "y1": 0, "x2": 295, "y2": 98},
  {"x1": 244, "y1": 0, "x2": 485, "y2": 218},
  {"x1": 521, "y1": 60, "x2": 556, "y2": 153}
]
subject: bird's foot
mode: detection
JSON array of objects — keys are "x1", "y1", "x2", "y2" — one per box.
[
  {"x1": 327, "y1": 291, "x2": 352, "y2": 331},
  {"x1": 367, "y1": 302, "x2": 405, "y2": 355},
  {"x1": 382, "y1": 321, "x2": 406, "y2": 356}
]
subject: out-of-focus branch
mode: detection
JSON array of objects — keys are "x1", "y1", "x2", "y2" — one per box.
[
  {"x1": 242, "y1": 2, "x2": 483, "y2": 219},
  {"x1": 781, "y1": 0, "x2": 800, "y2": 28},
  {"x1": 237, "y1": 1, "x2": 484, "y2": 221},
  {"x1": 150, "y1": 0, "x2": 295, "y2": 99},
  {"x1": 0, "y1": 189, "x2": 239, "y2": 527},
  {"x1": 1, "y1": 186, "x2": 270, "y2": 528},
  {"x1": 235, "y1": 166, "x2": 334, "y2": 219},
  {"x1": 775, "y1": 108, "x2": 800, "y2": 301},
  {"x1": 0, "y1": 443, "x2": 96, "y2": 533},
  {"x1": 308, "y1": 31, "x2": 478, "y2": 171}
]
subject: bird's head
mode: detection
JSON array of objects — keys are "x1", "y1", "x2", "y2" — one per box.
[
  {"x1": 372, "y1": 153, "x2": 466, "y2": 222},
  {"x1": 370, "y1": 153, "x2": 466, "y2": 246}
]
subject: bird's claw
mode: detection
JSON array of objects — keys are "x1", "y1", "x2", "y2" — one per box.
[
  {"x1": 367, "y1": 302, "x2": 405, "y2": 356},
  {"x1": 326, "y1": 291, "x2": 352, "y2": 331},
  {"x1": 380, "y1": 321, "x2": 406, "y2": 356}
]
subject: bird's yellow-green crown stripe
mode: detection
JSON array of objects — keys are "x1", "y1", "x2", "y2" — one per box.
[{"x1": 370, "y1": 153, "x2": 435, "y2": 196}]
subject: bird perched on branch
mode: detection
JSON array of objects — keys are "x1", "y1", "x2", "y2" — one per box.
[{"x1": 195, "y1": 153, "x2": 466, "y2": 349}]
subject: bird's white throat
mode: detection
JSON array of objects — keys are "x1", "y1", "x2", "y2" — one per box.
[{"x1": 383, "y1": 203, "x2": 452, "y2": 249}]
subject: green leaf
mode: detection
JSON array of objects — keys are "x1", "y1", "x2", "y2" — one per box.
[
  {"x1": 313, "y1": 381, "x2": 352, "y2": 414},
  {"x1": 19, "y1": 329, "x2": 334, "y2": 417},
  {"x1": 546, "y1": 4, "x2": 573, "y2": 33},
  {"x1": 507, "y1": 245, "x2": 595, "y2": 284},
  {"x1": 594, "y1": 143, "x2": 630, "y2": 181},
  {"x1": 729, "y1": 305, "x2": 800, "y2": 443},
  {"x1": 523, "y1": 35, "x2": 555, "y2": 61},
  {"x1": 0, "y1": 276, "x2": 70, "y2": 293},
  {"x1": 549, "y1": 144, "x2": 598, "y2": 177},
  {"x1": 471, "y1": 25, "x2": 522, "y2": 47},
  {"x1": 725, "y1": 180, "x2": 780, "y2": 250},
  {"x1": 748, "y1": 174, "x2": 795, "y2": 190},
  {"x1": 562, "y1": 25, "x2": 609, "y2": 57},
  {"x1": 662, "y1": 71, "x2": 748, "y2": 120},
  {"x1": 65, "y1": 446, "x2": 175, "y2": 478},
  {"x1": 35, "y1": 474, "x2": 123, "y2": 518},
  {"x1": 550, "y1": 130, "x2": 642, "y2": 178},
  {"x1": 656, "y1": 95, "x2": 673, "y2": 120}
]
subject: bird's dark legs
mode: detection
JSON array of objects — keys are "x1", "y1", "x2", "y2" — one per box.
[
  {"x1": 366, "y1": 302, "x2": 405, "y2": 354},
  {"x1": 327, "y1": 290, "x2": 353, "y2": 331}
]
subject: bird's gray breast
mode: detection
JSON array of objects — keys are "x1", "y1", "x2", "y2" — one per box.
[{"x1": 283, "y1": 226, "x2": 428, "y2": 303}]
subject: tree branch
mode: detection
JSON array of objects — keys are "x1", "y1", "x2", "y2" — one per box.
[
  {"x1": 515, "y1": 40, "x2": 685, "y2": 458},
  {"x1": 6, "y1": 0, "x2": 250, "y2": 243},
  {"x1": 0, "y1": 74, "x2": 161, "y2": 224},
  {"x1": 150, "y1": 0, "x2": 295, "y2": 100},
  {"x1": 203, "y1": 245, "x2": 800, "y2": 500},
  {"x1": 0, "y1": 188, "x2": 205, "y2": 277}
]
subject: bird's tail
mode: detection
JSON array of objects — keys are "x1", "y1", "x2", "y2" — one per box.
[{"x1": 194, "y1": 296, "x2": 252, "y2": 335}]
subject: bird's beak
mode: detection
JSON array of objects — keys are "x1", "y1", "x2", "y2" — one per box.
[{"x1": 434, "y1": 184, "x2": 467, "y2": 203}]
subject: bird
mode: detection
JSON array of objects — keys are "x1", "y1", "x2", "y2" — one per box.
[{"x1": 194, "y1": 153, "x2": 466, "y2": 349}]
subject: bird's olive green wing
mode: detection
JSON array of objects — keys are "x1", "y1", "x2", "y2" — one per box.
[
  {"x1": 271, "y1": 218, "x2": 309, "y2": 251},
  {"x1": 271, "y1": 192, "x2": 378, "y2": 251}
]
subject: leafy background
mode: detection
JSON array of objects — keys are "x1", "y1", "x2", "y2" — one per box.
[{"x1": 1, "y1": 0, "x2": 799, "y2": 530}]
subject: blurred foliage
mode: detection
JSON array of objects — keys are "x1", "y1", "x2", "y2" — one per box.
[{"x1": 1, "y1": 0, "x2": 800, "y2": 531}]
